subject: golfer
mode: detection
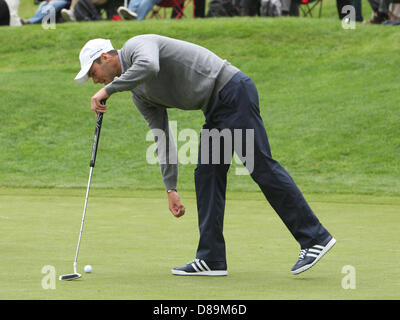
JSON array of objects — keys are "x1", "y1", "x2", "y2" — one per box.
[{"x1": 75, "y1": 34, "x2": 336, "y2": 276}]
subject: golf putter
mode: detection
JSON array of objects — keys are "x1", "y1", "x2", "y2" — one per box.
[{"x1": 60, "y1": 99, "x2": 106, "y2": 281}]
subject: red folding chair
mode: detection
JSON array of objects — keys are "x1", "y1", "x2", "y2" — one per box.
[
  {"x1": 148, "y1": 0, "x2": 193, "y2": 19},
  {"x1": 297, "y1": 0, "x2": 323, "y2": 18}
]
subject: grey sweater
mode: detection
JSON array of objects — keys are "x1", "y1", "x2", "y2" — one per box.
[{"x1": 105, "y1": 34, "x2": 240, "y2": 191}]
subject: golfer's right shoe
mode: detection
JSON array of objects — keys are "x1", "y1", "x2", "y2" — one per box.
[
  {"x1": 291, "y1": 235, "x2": 336, "y2": 275},
  {"x1": 117, "y1": 6, "x2": 138, "y2": 20},
  {"x1": 172, "y1": 259, "x2": 228, "y2": 276}
]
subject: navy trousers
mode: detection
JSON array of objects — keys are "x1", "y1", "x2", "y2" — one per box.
[{"x1": 195, "y1": 71, "x2": 331, "y2": 263}]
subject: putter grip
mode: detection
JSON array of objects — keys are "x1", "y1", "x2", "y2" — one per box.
[{"x1": 90, "y1": 99, "x2": 106, "y2": 167}]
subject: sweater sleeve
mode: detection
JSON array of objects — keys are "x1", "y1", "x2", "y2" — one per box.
[
  {"x1": 132, "y1": 95, "x2": 178, "y2": 192},
  {"x1": 105, "y1": 38, "x2": 160, "y2": 95}
]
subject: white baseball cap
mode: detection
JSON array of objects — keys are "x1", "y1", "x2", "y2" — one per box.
[{"x1": 74, "y1": 39, "x2": 115, "y2": 84}]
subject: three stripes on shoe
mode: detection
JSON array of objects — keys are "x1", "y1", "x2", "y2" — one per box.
[
  {"x1": 191, "y1": 259, "x2": 212, "y2": 272},
  {"x1": 299, "y1": 244, "x2": 325, "y2": 259}
]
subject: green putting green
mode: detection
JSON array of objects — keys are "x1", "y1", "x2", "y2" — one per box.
[{"x1": 1, "y1": 188, "x2": 399, "y2": 299}]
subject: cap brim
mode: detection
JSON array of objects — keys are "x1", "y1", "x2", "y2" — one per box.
[{"x1": 74, "y1": 62, "x2": 93, "y2": 84}]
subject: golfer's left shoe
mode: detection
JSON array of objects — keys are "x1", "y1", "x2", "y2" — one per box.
[
  {"x1": 172, "y1": 259, "x2": 228, "y2": 276},
  {"x1": 291, "y1": 236, "x2": 336, "y2": 275}
]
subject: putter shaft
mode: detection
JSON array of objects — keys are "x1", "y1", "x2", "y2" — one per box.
[{"x1": 73, "y1": 166, "x2": 94, "y2": 273}]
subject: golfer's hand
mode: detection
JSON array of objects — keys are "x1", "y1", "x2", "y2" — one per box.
[
  {"x1": 91, "y1": 88, "x2": 109, "y2": 116},
  {"x1": 168, "y1": 191, "x2": 185, "y2": 218}
]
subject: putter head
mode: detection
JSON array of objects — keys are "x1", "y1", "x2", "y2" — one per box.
[{"x1": 59, "y1": 273, "x2": 82, "y2": 281}]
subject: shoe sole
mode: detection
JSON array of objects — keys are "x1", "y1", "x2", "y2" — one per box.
[
  {"x1": 291, "y1": 237, "x2": 336, "y2": 275},
  {"x1": 172, "y1": 269, "x2": 228, "y2": 276}
]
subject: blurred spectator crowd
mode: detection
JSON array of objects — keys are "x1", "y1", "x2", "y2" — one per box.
[{"x1": 1, "y1": 0, "x2": 400, "y2": 26}]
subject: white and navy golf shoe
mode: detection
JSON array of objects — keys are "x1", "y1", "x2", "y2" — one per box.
[
  {"x1": 291, "y1": 236, "x2": 336, "y2": 275},
  {"x1": 172, "y1": 259, "x2": 227, "y2": 276}
]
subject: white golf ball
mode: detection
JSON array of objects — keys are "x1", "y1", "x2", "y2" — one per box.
[{"x1": 84, "y1": 265, "x2": 92, "y2": 273}]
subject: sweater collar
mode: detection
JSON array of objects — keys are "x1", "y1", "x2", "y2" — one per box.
[{"x1": 117, "y1": 50, "x2": 125, "y2": 74}]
